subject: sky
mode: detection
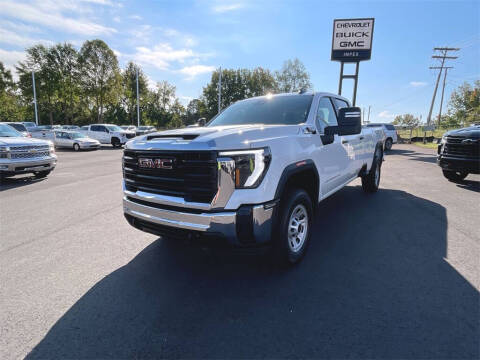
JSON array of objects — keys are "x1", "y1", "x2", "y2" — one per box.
[{"x1": 0, "y1": 0, "x2": 478, "y2": 123}]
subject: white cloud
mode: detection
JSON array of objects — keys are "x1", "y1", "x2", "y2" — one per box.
[
  {"x1": 133, "y1": 43, "x2": 204, "y2": 70},
  {"x1": 0, "y1": 0, "x2": 117, "y2": 36},
  {"x1": 0, "y1": 48, "x2": 27, "y2": 78},
  {"x1": 410, "y1": 81, "x2": 428, "y2": 87},
  {"x1": 129, "y1": 15, "x2": 143, "y2": 20},
  {"x1": 212, "y1": 3, "x2": 244, "y2": 13},
  {"x1": 112, "y1": 49, "x2": 122, "y2": 58},
  {"x1": 178, "y1": 65, "x2": 215, "y2": 79},
  {"x1": 378, "y1": 110, "x2": 395, "y2": 119},
  {"x1": 113, "y1": 16, "x2": 121, "y2": 23},
  {"x1": 0, "y1": 28, "x2": 53, "y2": 47},
  {"x1": 179, "y1": 96, "x2": 194, "y2": 105}
]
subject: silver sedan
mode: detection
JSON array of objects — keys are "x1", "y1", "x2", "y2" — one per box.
[{"x1": 54, "y1": 131, "x2": 101, "y2": 151}]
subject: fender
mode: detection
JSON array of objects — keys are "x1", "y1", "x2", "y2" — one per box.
[{"x1": 274, "y1": 159, "x2": 320, "y2": 205}]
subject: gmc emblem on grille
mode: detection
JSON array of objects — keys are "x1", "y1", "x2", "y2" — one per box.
[{"x1": 138, "y1": 158, "x2": 174, "y2": 169}]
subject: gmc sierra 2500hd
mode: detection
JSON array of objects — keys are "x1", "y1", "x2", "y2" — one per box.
[{"x1": 123, "y1": 92, "x2": 384, "y2": 264}]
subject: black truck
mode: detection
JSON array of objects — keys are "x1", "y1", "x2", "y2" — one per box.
[{"x1": 437, "y1": 125, "x2": 480, "y2": 182}]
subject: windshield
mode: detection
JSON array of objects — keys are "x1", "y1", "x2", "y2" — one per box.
[
  {"x1": 106, "y1": 125, "x2": 122, "y2": 132},
  {"x1": 207, "y1": 95, "x2": 314, "y2": 127},
  {"x1": 23, "y1": 122, "x2": 36, "y2": 127},
  {"x1": 366, "y1": 124, "x2": 382, "y2": 127},
  {"x1": 138, "y1": 126, "x2": 149, "y2": 130},
  {"x1": 0, "y1": 124, "x2": 22, "y2": 137}
]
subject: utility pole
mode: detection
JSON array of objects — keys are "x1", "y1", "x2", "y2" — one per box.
[
  {"x1": 218, "y1": 67, "x2": 222, "y2": 114},
  {"x1": 367, "y1": 105, "x2": 371, "y2": 123},
  {"x1": 437, "y1": 67, "x2": 451, "y2": 126},
  {"x1": 136, "y1": 67, "x2": 140, "y2": 127},
  {"x1": 426, "y1": 47, "x2": 459, "y2": 125},
  {"x1": 32, "y1": 71, "x2": 39, "y2": 126}
]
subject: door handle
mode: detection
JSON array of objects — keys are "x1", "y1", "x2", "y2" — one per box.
[
  {"x1": 359, "y1": 136, "x2": 364, "y2": 140},
  {"x1": 342, "y1": 140, "x2": 349, "y2": 144}
]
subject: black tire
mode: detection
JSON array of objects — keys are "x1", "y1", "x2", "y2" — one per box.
[
  {"x1": 442, "y1": 170, "x2": 468, "y2": 182},
  {"x1": 34, "y1": 170, "x2": 51, "y2": 179},
  {"x1": 273, "y1": 188, "x2": 313, "y2": 265},
  {"x1": 111, "y1": 137, "x2": 121, "y2": 148},
  {"x1": 385, "y1": 138, "x2": 393, "y2": 151},
  {"x1": 73, "y1": 143, "x2": 80, "y2": 151},
  {"x1": 362, "y1": 146, "x2": 383, "y2": 193}
]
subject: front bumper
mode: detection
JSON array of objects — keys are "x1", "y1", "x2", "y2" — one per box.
[
  {"x1": 80, "y1": 143, "x2": 101, "y2": 149},
  {"x1": 437, "y1": 154, "x2": 480, "y2": 174},
  {"x1": 0, "y1": 156, "x2": 57, "y2": 175},
  {"x1": 123, "y1": 195, "x2": 276, "y2": 247}
]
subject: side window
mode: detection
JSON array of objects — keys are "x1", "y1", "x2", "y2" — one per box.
[
  {"x1": 316, "y1": 97, "x2": 338, "y2": 132},
  {"x1": 91, "y1": 125, "x2": 100, "y2": 132},
  {"x1": 385, "y1": 124, "x2": 395, "y2": 131},
  {"x1": 333, "y1": 98, "x2": 349, "y2": 112}
]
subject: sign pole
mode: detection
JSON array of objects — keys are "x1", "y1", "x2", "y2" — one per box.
[
  {"x1": 352, "y1": 61, "x2": 359, "y2": 106},
  {"x1": 338, "y1": 62, "x2": 344, "y2": 95}
]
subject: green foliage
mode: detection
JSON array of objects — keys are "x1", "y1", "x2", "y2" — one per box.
[
  {"x1": 392, "y1": 113, "x2": 420, "y2": 127},
  {"x1": 275, "y1": 58, "x2": 312, "y2": 93},
  {"x1": 446, "y1": 80, "x2": 480, "y2": 126},
  {"x1": 0, "y1": 62, "x2": 28, "y2": 122}
]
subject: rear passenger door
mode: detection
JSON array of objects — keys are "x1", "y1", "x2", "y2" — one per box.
[{"x1": 90, "y1": 125, "x2": 107, "y2": 143}]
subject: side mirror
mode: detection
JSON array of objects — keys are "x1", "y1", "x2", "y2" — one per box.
[{"x1": 337, "y1": 107, "x2": 362, "y2": 135}]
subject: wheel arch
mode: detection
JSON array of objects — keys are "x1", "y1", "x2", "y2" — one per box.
[{"x1": 274, "y1": 160, "x2": 319, "y2": 207}]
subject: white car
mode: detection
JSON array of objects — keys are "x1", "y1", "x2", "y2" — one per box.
[
  {"x1": 123, "y1": 91, "x2": 385, "y2": 265},
  {"x1": 53, "y1": 130, "x2": 101, "y2": 151},
  {"x1": 121, "y1": 125, "x2": 137, "y2": 132},
  {"x1": 365, "y1": 123, "x2": 398, "y2": 150},
  {"x1": 80, "y1": 124, "x2": 135, "y2": 147}
]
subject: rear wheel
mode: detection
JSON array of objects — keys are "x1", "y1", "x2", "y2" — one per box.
[
  {"x1": 362, "y1": 146, "x2": 383, "y2": 193},
  {"x1": 34, "y1": 170, "x2": 51, "y2": 179},
  {"x1": 73, "y1": 143, "x2": 80, "y2": 151},
  {"x1": 273, "y1": 188, "x2": 313, "y2": 265},
  {"x1": 442, "y1": 170, "x2": 468, "y2": 182},
  {"x1": 385, "y1": 138, "x2": 393, "y2": 151}
]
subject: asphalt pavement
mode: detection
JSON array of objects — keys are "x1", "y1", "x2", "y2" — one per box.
[{"x1": 0, "y1": 144, "x2": 479, "y2": 359}]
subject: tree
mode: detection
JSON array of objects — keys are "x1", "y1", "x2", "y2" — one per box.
[
  {"x1": 16, "y1": 44, "x2": 60, "y2": 125},
  {"x1": 122, "y1": 62, "x2": 148, "y2": 125},
  {"x1": 186, "y1": 98, "x2": 207, "y2": 125},
  {"x1": 392, "y1": 114, "x2": 420, "y2": 127},
  {"x1": 79, "y1": 39, "x2": 120, "y2": 123},
  {"x1": 447, "y1": 81, "x2": 480, "y2": 126},
  {"x1": 275, "y1": 58, "x2": 312, "y2": 93},
  {"x1": 202, "y1": 67, "x2": 277, "y2": 119},
  {"x1": 0, "y1": 62, "x2": 27, "y2": 122}
]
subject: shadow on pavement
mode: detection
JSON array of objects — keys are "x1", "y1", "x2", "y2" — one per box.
[
  {"x1": 388, "y1": 148, "x2": 437, "y2": 164},
  {"x1": 455, "y1": 178, "x2": 480, "y2": 193},
  {"x1": 0, "y1": 175, "x2": 46, "y2": 191},
  {"x1": 27, "y1": 187, "x2": 479, "y2": 359}
]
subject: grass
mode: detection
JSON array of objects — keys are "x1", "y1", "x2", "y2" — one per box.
[{"x1": 412, "y1": 142, "x2": 439, "y2": 149}]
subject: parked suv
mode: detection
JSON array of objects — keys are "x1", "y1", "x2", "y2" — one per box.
[
  {"x1": 122, "y1": 92, "x2": 385, "y2": 264},
  {"x1": 365, "y1": 123, "x2": 397, "y2": 150},
  {"x1": 437, "y1": 125, "x2": 480, "y2": 182},
  {"x1": 80, "y1": 124, "x2": 135, "y2": 147},
  {"x1": 0, "y1": 123, "x2": 57, "y2": 180}
]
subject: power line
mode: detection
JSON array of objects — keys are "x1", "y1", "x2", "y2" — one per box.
[{"x1": 426, "y1": 47, "x2": 459, "y2": 125}]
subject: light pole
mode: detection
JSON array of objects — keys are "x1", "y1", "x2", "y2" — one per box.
[
  {"x1": 32, "y1": 71, "x2": 39, "y2": 125},
  {"x1": 136, "y1": 67, "x2": 140, "y2": 127}
]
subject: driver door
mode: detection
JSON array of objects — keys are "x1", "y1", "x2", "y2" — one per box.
[{"x1": 314, "y1": 97, "x2": 351, "y2": 197}]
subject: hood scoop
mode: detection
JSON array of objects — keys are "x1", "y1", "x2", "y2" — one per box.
[{"x1": 146, "y1": 134, "x2": 199, "y2": 141}]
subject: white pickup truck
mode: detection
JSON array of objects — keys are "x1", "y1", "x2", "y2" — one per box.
[
  {"x1": 122, "y1": 92, "x2": 384, "y2": 264},
  {"x1": 80, "y1": 124, "x2": 135, "y2": 147}
]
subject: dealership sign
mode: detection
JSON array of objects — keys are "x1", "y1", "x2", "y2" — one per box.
[{"x1": 331, "y1": 18, "x2": 375, "y2": 62}]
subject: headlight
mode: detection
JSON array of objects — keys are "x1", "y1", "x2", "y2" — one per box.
[
  {"x1": 440, "y1": 136, "x2": 447, "y2": 145},
  {"x1": 48, "y1": 142, "x2": 55, "y2": 154},
  {"x1": 219, "y1": 148, "x2": 271, "y2": 188},
  {"x1": 0, "y1": 146, "x2": 9, "y2": 159}
]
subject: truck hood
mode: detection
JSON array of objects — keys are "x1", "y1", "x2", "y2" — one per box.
[
  {"x1": 0, "y1": 136, "x2": 52, "y2": 146},
  {"x1": 444, "y1": 125, "x2": 480, "y2": 139},
  {"x1": 125, "y1": 124, "x2": 302, "y2": 151}
]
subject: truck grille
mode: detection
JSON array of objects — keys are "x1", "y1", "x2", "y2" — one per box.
[
  {"x1": 11, "y1": 151, "x2": 50, "y2": 159},
  {"x1": 123, "y1": 150, "x2": 218, "y2": 203},
  {"x1": 444, "y1": 136, "x2": 479, "y2": 158},
  {"x1": 125, "y1": 133, "x2": 135, "y2": 139}
]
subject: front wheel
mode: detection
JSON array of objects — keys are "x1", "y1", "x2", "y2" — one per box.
[
  {"x1": 273, "y1": 188, "x2": 313, "y2": 265},
  {"x1": 73, "y1": 143, "x2": 80, "y2": 151},
  {"x1": 111, "y1": 137, "x2": 121, "y2": 148},
  {"x1": 362, "y1": 147, "x2": 382, "y2": 193},
  {"x1": 442, "y1": 170, "x2": 468, "y2": 182},
  {"x1": 385, "y1": 138, "x2": 393, "y2": 151}
]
